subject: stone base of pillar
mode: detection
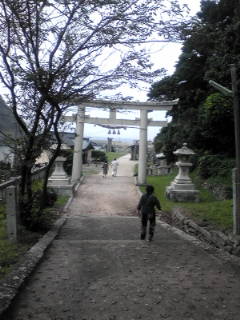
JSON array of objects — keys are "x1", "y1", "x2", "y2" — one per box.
[
  {"x1": 48, "y1": 177, "x2": 70, "y2": 186},
  {"x1": 48, "y1": 175, "x2": 74, "y2": 196},
  {"x1": 48, "y1": 184, "x2": 74, "y2": 197},
  {"x1": 147, "y1": 165, "x2": 170, "y2": 176}
]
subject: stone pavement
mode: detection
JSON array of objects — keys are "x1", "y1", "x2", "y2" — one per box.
[{"x1": 3, "y1": 154, "x2": 240, "y2": 320}]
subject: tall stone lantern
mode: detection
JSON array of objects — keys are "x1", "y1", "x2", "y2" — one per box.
[
  {"x1": 156, "y1": 153, "x2": 170, "y2": 176},
  {"x1": 48, "y1": 156, "x2": 73, "y2": 196},
  {"x1": 166, "y1": 143, "x2": 199, "y2": 202}
]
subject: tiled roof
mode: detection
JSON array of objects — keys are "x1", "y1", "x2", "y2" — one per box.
[{"x1": 52, "y1": 132, "x2": 94, "y2": 150}]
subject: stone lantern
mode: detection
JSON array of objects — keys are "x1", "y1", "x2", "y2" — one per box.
[
  {"x1": 156, "y1": 153, "x2": 170, "y2": 175},
  {"x1": 166, "y1": 143, "x2": 199, "y2": 202},
  {"x1": 48, "y1": 156, "x2": 73, "y2": 196}
]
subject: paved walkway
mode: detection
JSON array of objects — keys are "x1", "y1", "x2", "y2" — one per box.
[{"x1": 3, "y1": 154, "x2": 240, "y2": 320}]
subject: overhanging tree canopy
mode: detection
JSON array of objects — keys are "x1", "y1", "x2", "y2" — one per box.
[{"x1": 149, "y1": 0, "x2": 240, "y2": 162}]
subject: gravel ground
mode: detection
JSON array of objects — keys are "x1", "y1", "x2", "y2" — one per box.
[{"x1": 3, "y1": 154, "x2": 240, "y2": 320}]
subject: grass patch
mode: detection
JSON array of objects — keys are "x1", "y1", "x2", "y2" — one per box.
[
  {"x1": 0, "y1": 206, "x2": 32, "y2": 279},
  {"x1": 141, "y1": 173, "x2": 233, "y2": 232},
  {"x1": 32, "y1": 179, "x2": 43, "y2": 192},
  {"x1": 31, "y1": 194, "x2": 70, "y2": 232},
  {"x1": 106, "y1": 152, "x2": 127, "y2": 162},
  {"x1": 0, "y1": 194, "x2": 70, "y2": 280},
  {"x1": 55, "y1": 195, "x2": 69, "y2": 208},
  {"x1": 82, "y1": 164, "x2": 101, "y2": 176},
  {"x1": 0, "y1": 239, "x2": 28, "y2": 278}
]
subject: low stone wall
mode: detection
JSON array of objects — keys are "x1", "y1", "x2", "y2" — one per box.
[
  {"x1": 162, "y1": 207, "x2": 240, "y2": 257},
  {"x1": 202, "y1": 182, "x2": 232, "y2": 200}
]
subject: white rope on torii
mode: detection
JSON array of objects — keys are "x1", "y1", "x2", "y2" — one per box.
[{"x1": 63, "y1": 98, "x2": 178, "y2": 185}]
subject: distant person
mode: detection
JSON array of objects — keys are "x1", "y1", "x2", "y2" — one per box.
[
  {"x1": 102, "y1": 161, "x2": 109, "y2": 178},
  {"x1": 111, "y1": 158, "x2": 119, "y2": 177},
  {"x1": 137, "y1": 185, "x2": 161, "y2": 241}
]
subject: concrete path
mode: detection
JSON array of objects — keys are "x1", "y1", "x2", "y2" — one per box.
[{"x1": 3, "y1": 154, "x2": 240, "y2": 320}]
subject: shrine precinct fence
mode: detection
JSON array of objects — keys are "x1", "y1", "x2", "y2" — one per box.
[{"x1": 0, "y1": 166, "x2": 47, "y2": 241}]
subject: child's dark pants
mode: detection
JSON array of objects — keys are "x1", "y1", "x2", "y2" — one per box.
[{"x1": 141, "y1": 213, "x2": 156, "y2": 240}]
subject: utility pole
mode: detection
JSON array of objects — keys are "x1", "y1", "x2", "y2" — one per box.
[
  {"x1": 230, "y1": 64, "x2": 240, "y2": 235},
  {"x1": 209, "y1": 63, "x2": 240, "y2": 234}
]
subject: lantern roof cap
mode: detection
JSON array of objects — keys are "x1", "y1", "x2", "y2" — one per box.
[{"x1": 174, "y1": 143, "x2": 195, "y2": 156}]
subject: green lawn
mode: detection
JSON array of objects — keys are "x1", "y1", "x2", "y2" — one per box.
[
  {"x1": 0, "y1": 204, "x2": 30, "y2": 278},
  {"x1": 142, "y1": 173, "x2": 233, "y2": 232},
  {"x1": 106, "y1": 151, "x2": 128, "y2": 162},
  {"x1": 0, "y1": 194, "x2": 70, "y2": 279},
  {"x1": 55, "y1": 195, "x2": 69, "y2": 207}
]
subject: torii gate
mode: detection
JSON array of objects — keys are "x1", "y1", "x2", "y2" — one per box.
[{"x1": 63, "y1": 98, "x2": 178, "y2": 185}]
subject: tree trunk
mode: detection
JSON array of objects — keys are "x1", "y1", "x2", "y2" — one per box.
[
  {"x1": 19, "y1": 160, "x2": 33, "y2": 227},
  {"x1": 39, "y1": 106, "x2": 63, "y2": 211}
]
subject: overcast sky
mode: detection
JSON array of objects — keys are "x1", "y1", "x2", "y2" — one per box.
[{"x1": 78, "y1": 0, "x2": 201, "y2": 142}]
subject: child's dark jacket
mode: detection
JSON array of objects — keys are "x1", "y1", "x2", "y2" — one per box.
[{"x1": 137, "y1": 193, "x2": 161, "y2": 217}]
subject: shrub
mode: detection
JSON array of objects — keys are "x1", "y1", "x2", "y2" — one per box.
[
  {"x1": 45, "y1": 188, "x2": 58, "y2": 207},
  {"x1": 92, "y1": 150, "x2": 107, "y2": 162},
  {"x1": 21, "y1": 189, "x2": 58, "y2": 231},
  {"x1": 198, "y1": 155, "x2": 235, "y2": 179}
]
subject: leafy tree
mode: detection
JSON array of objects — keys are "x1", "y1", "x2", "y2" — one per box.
[
  {"x1": 150, "y1": 0, "x2": 239, "y2": 162},
  {"x1": 199, "y1": 93, "x2": 235, "y2": 156},
  {"x1": 0, "y1": 0, "x2": 187, "y2": 229}
]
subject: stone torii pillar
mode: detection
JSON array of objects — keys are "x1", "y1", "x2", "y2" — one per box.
[
  {"x1": 138, "y1": 109, "x2": 148, "y2": 185},
  {"x1": 107, "y1": 137, "x2": 113, "y2": 152},
  {"x1": 71, "y1": 107, "x2": 85, "y2": 183}
]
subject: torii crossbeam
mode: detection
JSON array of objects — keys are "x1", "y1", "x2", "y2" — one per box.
[{"x1": 63, "y1": 99, "x2": 178, "y2": 185}]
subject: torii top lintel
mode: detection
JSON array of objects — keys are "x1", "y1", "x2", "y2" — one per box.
[{"x1": 72, "y1": 98, "x2": 179, "y2": 111}]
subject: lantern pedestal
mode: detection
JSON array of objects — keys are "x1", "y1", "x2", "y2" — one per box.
[{"x1": 48, "y1": 157, "x2": 73, "y2": 196}]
